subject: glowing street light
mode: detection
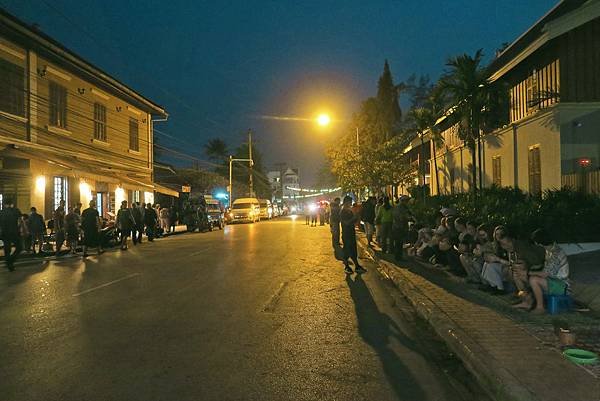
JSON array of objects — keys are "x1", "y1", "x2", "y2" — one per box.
[{"x1": 316, "y1": 113, "x2": 331, "y2": 127}]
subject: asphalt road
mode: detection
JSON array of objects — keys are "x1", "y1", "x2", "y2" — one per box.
[{"x1": 0, "y1": 217, "x2": 477, "y2": 401}]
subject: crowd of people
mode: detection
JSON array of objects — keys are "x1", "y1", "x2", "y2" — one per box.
[
  {"x1": 324, "y1": 194, "x2": 570, "y2": 314},
  {"x1": 0, "y1": 196, "x2": 180, "y2": 271}
]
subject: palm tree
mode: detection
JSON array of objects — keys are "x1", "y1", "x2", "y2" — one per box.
[
  {"x1": 440, "y1": 49, "x2": 489, "y2": 192},
  {"x1": 204, "y1": 138, "x2": 229, "y2": 165}
]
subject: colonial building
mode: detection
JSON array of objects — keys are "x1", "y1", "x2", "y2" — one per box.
[
  {"x1": 0, "y1": 9, "x2": 177, "y2": 218},
  {"x1": 282, "y1": 168, "x2": 300, "y2": 200},
  {"x1": 431, "y1": 0, "x2": 600, "y2": 195}
]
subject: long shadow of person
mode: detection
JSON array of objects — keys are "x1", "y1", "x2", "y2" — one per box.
[{"x1": 346, "y1": 274, "x2": 427, "y2": 400}]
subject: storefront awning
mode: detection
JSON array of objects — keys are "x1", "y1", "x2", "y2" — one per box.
[{"x1": 154, "y1": 183, "x2": 179, "y2": 197}]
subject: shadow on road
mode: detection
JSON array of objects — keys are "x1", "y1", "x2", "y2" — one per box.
[{"x1": 346, "y1": 274, "x2": 427, "y2": 401}]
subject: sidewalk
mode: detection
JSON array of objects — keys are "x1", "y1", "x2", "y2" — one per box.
[
  {"x1": 0, "y1": 225, "x2": 189, "y2": 268},
  {"x1": 358, "y1": 237, "x2": 600, "y2": 401}
]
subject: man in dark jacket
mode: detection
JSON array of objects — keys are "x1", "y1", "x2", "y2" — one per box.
[
  {"x1": 340, "y1": 195, "x2": 366, "y2": 274},
  {"x1": 361, "y1": 197, "x2": 376, "y2": 246},
  {"x1": 0, "y1": 197, "x2": 22, "y2": 271},
  {"x1": 144, "y1": 203, "x2": 158, "y2": 241},
  {"x1": 131, "y1": 202, "x2": 145, "y2": 245},
  {"x1": 28, "y1": 207, "x2": 46, "y2": 255},
  {"x1": 329, "y1": 198, "x2": 342, "y2": 253}
]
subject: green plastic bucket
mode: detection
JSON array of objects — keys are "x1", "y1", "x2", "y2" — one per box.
[{"x1": 563, "y1": 348, "x2": 599, "y2": 365}]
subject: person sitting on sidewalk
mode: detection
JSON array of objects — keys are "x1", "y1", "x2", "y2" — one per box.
[
  {"x1": 480, "y1": 225, "x2": 511, "y2": 294},
  {"x1": 458, "y1": 233, "x2": 479, "y2": 283},
  {"x1": 518, "y1": 229, "x2": 570, "y2": 314},
  {"x1": 431, "y1": 235, "x2": 465, "y2": 276},
  {"x1": 494, "y1": 227, "x2": 545, "y2": 308}
]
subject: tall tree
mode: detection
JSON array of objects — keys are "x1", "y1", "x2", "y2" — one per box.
[
  {"x1": 376, "y1": 60, "x2": 402, "y2": 141},
  {"x1": 440, "y1": 49, "x2": 489, "y2": 192}
]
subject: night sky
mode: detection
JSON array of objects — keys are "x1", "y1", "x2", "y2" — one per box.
[{"x1": 3, "y1": 0, "x2": 557, "y2": 185}]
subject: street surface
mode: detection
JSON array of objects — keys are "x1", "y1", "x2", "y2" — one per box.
[{"x1": 1, "y1": 217, "x2": 476, "y2": 401}]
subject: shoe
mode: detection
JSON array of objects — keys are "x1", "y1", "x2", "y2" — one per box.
[
  {"x1": 355, "y1": 266, "x2": 367, "y2": 274},
  {"x1": 344, "y1": 265, "x2": 353, "y2": 274},
  {"x1": 7, "y1": 263, "x2": 15, "y2": 272}
]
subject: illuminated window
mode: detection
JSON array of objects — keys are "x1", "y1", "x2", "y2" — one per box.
[
  {"x1": 50, "y1": 82, "x2": 67, "y2": 128},
  {"x1": 0, "y1": 193, "x2": 3, "y2": 210},
  {"x1": 53, "y1": 176, "x2": 68, "y2": 210},
  {"x1": 93, "y1": 103, "x2": 107, "y2": 141},
  {"x1": 0, "y1": 58, "x2": 25, "y2": 117},
  {"x1": 129, "y1": 118, "x2": 139, "y2": 151}
]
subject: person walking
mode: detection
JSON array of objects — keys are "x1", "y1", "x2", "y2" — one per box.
[
  {"x1": 329, "y1": 197, "x2": 343, "y2": 259},
  {"x1": 64, "y1": 206, "x2": 81, "y2": 254},
  {"x1": 169, "y1": 205, "x2": 178, "y2": 233},
  {"x1": 116, "y1": 200, "x2": 135, "y2": 250},
  {"x1": 131, "y1": 202, "x2": 144, "y2": 245},
  {"x1": 81, "y1": 200, "x2": 102, "y2": 257},
  {"x1": 376, "y1": 197, "x2": 393, "y2": 253},
  {"x1": 53, "y1": 200, "x2": 66, "y2": 256},
  {"x1": 0, "y1": 197, "x2": 22, "y2": 271},
  {"x1": 28, "y1": 207, "x2": 46, "y2": 255},
  {"x1": 144, "y1": 203, "x2": 158, "y2": 241},
  {"x1": 392, "y1": 196, "x2": 411, "y2": 261},
  {"x1": 374, "y1": 197, "x2": 384, "y2": 245},
  {"x1": 361, "y1": 196, "x2": 376, "y2": 247},
  {"x1": 340, "y1": 195, "x2": 366, "y2": 274}
]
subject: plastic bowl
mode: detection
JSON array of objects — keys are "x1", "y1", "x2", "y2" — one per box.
[{"x1": 563, "y1": 348, "x2": 599, "y2": 365}]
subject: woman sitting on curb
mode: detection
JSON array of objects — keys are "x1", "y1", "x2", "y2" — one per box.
[{"x1": 515, "y1": 229, "x2": 570, "y2": 314}]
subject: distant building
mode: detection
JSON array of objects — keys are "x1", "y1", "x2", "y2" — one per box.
[
  {"x1": 267, "y1": 170, "x2": 281, "y2": 202},
  {"x1": 282, "y1": 168, "x2": 300, "y2": 199},
  {"x1": 431, "y1": 0, "x2": 600, "y2": 195},
  {"x1": 0, "y1": 9, "x2": 177, "y2": 217}
]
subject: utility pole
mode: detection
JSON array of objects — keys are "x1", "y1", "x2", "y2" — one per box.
[
  {"x1": 229, "y1": 156, "x2": 253, "y2": 206},
  {"x1": 248, "y1": 129, "x2": 254, "y2": 197}
]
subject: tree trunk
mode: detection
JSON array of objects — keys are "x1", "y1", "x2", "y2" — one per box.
[
  {"x1": 432, "y1": 139, "x2": 441, "y2": 195},
  {"x1": 470, "y1": 141, "x2": 477, "y2": 192},
  {"x1": 478, "y1": 130, "x2": 483, "y2": 190},
  {"x1": 420, "y1": 134, "x2": 426, "y2": 201}
]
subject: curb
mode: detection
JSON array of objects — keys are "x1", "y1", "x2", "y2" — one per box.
[{"x1": 359, "y1": 239, "x2": 542, "y2": 401}]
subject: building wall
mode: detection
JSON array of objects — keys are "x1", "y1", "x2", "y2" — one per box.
[{"x1": 0, "y1": 34, "x2": 156, "y2": 218}]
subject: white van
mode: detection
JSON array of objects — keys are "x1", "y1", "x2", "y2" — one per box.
[{"x1": 230, "y1": 197, "x2": 260, "y2": 223}]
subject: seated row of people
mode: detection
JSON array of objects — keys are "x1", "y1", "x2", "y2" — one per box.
[{"x1": 408, "y1": 210, "x2": 570, "y2": 314}]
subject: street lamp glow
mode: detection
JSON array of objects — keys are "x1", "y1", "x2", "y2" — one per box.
[{"x1": 316, "y1": 113, "x2": 331, "y2": 127}]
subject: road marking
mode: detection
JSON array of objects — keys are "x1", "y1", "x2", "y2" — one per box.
[
  {"x1": 189, "y1": 248, "x2": 210, "y2": 257},
  {"x1": 262, "y1": 281, "x2": 288, "y2": 313},
  {"x1": 72, "y1": 273, "x2": 141, "y2": 297}
]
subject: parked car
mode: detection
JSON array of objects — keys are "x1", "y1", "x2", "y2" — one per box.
[
  {"x1": 205, "y1": 197, "x2": 225, "y2": 230},
  {"x1": 229, "y1": 198, "x2": 260, "y2": 223},
  {"x1": 258, "y1": 199, "x2": 273, "y2": 220}
]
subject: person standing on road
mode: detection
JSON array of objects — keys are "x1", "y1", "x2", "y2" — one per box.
[
  {"x1": 64, "y1": 206, "x2": 81, "y2": 254},
  {"x1": 116, "y1": 200, "x2": 135, "y2": 250},
  {"x1": 392, "y1": 196, "x2": 411, "y2": 261},
  {"x1": 340, "y1": 195, "x2": 366, "y2": 274},
  {"x1": 53, "y1": 200, "x2": 66, "y2": 256},
  {"x1": 169, "y1": 205, "x2": 178, "y2": 233},
  {"x1": 0, "y1": 197, "x2": 22, "y2": 271},
  {"x1": 159, "y1": 205, "x2": 170, "y2": 234},
  {"x1": 81, "y1": 200, "x2": 102, "y2": 257},
  {"x1": 376, "y1": 197, "x2": 393, "y2": 253},
  {"x1": 329, "y1": 197, "x2": 343, "y2": 259},
  {"x1": 361, "y1": 196, "x2": 376, "y2": 247},
  {"x1": 131, "y1": 202, "x2": 144, "y2": 245},
  {"x1": 28, "y1": 207, "x2": 46, "y2": 255},
  {"x1": 144, "y1": 203, "x2": 158, "y2": 242}
]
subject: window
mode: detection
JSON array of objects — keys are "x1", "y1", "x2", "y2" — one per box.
[
  {"x1": 129, "y1": 117, "x2": 139, "y2": 151},
  {"x1": 53, "y1": 176, "x2": 68, "y2": 211},
  {"x1": 0, "y1": 193, "x2": 3, "y2": 210},
  {"x1": 0, "y1": 58, "x2": 25, "y2": 117},
  {"x1": 49, "y1": 82, "x2": 67, "y2": 128},
  {"x1": 492, "y1": 156, "x2": 502, "y2": 186},
  {"x1": 93, "y1": 103, "x2": 107, "y2": 141},
  {"x1": 528, "y1": 147, "x2": 541, "y2": 196},
  {"x1": 128, "y1": 190, "x2": 141, "y2": 203}
]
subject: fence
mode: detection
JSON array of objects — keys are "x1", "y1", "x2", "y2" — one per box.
[{"x1": 561, "y1": 170, "x2": 600, "y2": 194}]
